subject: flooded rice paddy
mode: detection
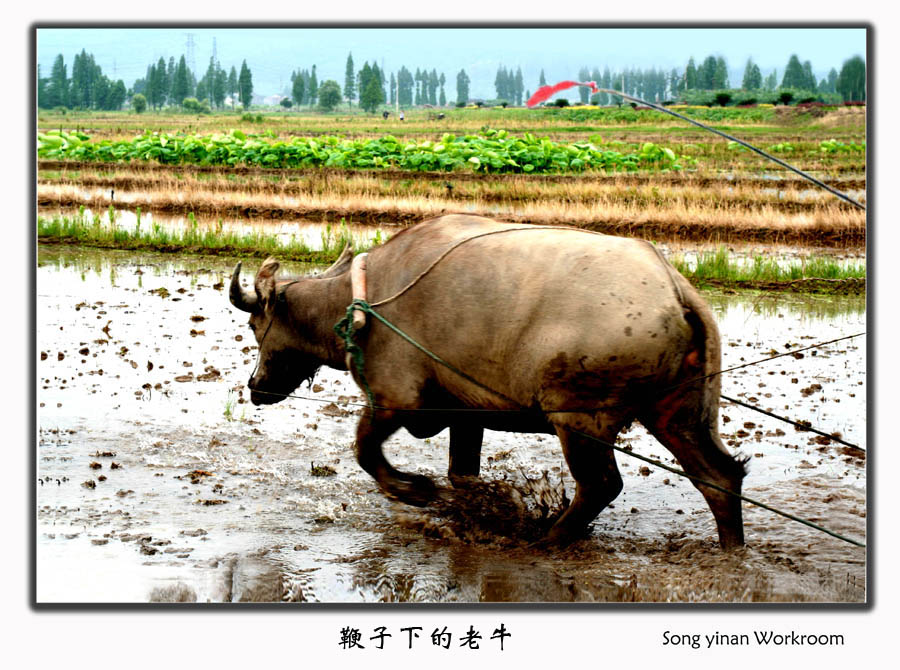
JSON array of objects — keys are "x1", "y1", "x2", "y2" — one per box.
[{"x1": 36, "y1": 245, "x2": 866, "y2": 603}]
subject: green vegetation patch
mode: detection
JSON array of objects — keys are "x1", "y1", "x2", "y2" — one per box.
[{"x1": 37, "y1": 127, "x2": 693, "y2": 174}]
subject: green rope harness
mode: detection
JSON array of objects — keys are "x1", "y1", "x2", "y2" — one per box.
[
  {"x1": 334, "y1": 299, "x2": 376, "y2": 410},
  {"x1": 334, "y1": 298, "x2": 521, "y2": 412}
]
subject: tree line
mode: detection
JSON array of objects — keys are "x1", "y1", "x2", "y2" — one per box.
[
  {"x1": 38, "y1": 50, "x2": 256, "y2": 112},
  {"x1": 554, "y1": 53, "x2": 866, "y2": 106},
  {"x1": 38, "y1": 47, "x2": 865, "y2": 113},
  {"x1": 131, "y1": 56, "x2": 254, "y2": 111},
  {"x1": 39, "y1": 50, "x2": 127, "y2": 111},
  {"x1": 338, "y1": 54, "x2": 449, "y2": 111}
]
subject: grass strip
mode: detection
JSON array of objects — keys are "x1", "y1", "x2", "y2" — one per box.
[
  {"x1": 670, "y1": 246, "x2": 865, "y2": 292},
  {"x1": 36, "y1": 208, "x2": 381, "y2": 263}
]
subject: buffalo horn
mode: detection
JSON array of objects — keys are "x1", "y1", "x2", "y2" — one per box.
[{"x1": 229, "y1": 262, "x2": 258, "y2": 312}]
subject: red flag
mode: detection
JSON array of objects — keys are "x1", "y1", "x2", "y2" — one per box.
[{"x1": 526, "y1": 80, "x2": 600, "y2": 108}]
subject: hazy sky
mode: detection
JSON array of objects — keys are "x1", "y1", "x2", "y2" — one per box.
[{"x1": 36, "y1": 26, "x2": 867, "y2": 99}]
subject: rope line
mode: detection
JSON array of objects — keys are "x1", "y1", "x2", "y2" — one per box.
[
  {"x1": 658, "y1": 332, "x2": 865, "y2": 396},
  {"x1": 568, "y1": 427, "x2": 865, "y2": 548},
  {"x1": 369, "y1": 225, "x2": 608, "y2": 309},
  {"x1": 721, "y1": 394, "x2": 863, "y2": 452},
  {"x1": 590, "y1": 88, "x2": 866, "y2": 211}
]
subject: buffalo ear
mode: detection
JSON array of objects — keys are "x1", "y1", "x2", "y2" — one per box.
[
  {"x1": 318, "y1": 244, "x2": 354, "y2": 279},
  {"x1": 254, "y1": 258, "x2": 280, "y2": 309}
]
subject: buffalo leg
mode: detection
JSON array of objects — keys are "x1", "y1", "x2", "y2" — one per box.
[
  {"x1": 641, "y1": 395, "x2": 746, "y2": 549},
  {"x1": 355, "y1": 410, "x2": 436, "y2": 506},
  {"x1": 543, "y1": 421, "x2": 624, "y2": 545},
  {"x1": 448, "y1": 422, "x2": 483, "y2": 486}
]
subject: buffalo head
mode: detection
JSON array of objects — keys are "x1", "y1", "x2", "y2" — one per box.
[{"x1": 229, "y1": 247, "x2": 353, "y2": 406}]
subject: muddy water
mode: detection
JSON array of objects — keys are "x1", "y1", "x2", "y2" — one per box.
[{"x1": 36, "y1": 246, "x2": 866, "y2": 603}]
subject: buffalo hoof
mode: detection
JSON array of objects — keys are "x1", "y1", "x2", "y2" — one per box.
[
  {"x1": 530, "y1": 522, "x2": 594, "y2": 550},
  {"x1": 448, "y1": 473, "x2": 479, "y2": 489},
  {"x1": 382, "y1": 474, "x2": 437, "y2": 507}
]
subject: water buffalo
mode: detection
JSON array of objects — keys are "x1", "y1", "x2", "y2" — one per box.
[{"x1": 229, "y1": 215, "x2": 746, "y2": 548}]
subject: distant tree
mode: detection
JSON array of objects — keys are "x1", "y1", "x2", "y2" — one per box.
[
  {"x1": 698, "y1": 56, "x2": 717, "y2": 89},
  {"x1": 107, "y1": 80, "x2": 127, "y2": 110},
  {"x1": 539, "y1": 69, "x2": 547, "y2": 87},
  {"x1": 456, "y1": 69, "x2": 470, "y2": 105},
  {"x1": 781, "y1": 54, "x2": 805, "y2": 89},
  {"x1": 344, "y1": 53, "x2": 356, "y2": 106},
  {"x1": 228, "y1": 66, "x2": 238, "y2": 108},
  {"x1": 712, "y1": 57, "x2": 729, "y2": 89},
  {"x1": 70, "y1": 50, "x2": 95, "y2": 108},
  {"x1": 589, "y1": 67, "x2": 602, "y2": 104},
  {"x1": 826, "y1": 67, "x2": 838, "y2": 93},
  {"x1": 195, "y1": 78, "x2": 208, "y2": 107},
  {"x1": 600, "y1": 67, "x2": 611, "y2": 105},
  {"x1": 132, "y1": 93, "x2": 147, "y2": 113},
  {"x1": 172, "y1": 56, "x2": 191, "y2": 106},
  {"x1": 836, "y1": 55, "x2": 866, "y2": 101},
  {"x1": 494, "y1": 65, "x2": 510, "y2": 101},
  {"x1": 742, "y1": 58, "x2": 762, "y2": 90},
  {"x1": 373, "y1": 63, "x2": 387, "y2": 102},
  {"x1": 183, "y1": 97, "x2": 211, "y2": 114},
  {"x1": 46, "y1": 54, "x2": 69, "y2": 108},
  {"x1": 438, "y1": 72, "x2": 446, "y2": 106},
  {"x1": 428, "y1": 69, "x2": 439, "y2": 106},
  {"x1": 144, "y1": 57, "x2": 168, "y2": 109},
  {"x1": 396, "y1": 66, "x2": 413, "y2": 106},
  {"x1": 714, "y1": 91, "x2": 732, "y2": 106},
  {"x1": 358, "y1": 63, "x2": 373, "y2": 106},
  {"x1": 280, "y1": 97, "x2": 293, "y2": 109},
  {"x1": 389, "y1": 72, "x2": 396, "y2": 105},
  {"x1": 196, "y1": 57, "x2": 220, "y2": 109},
  {"x1": 763, "y1": 69, "x2": 778, "y2": 91},
  {"x1": 238, "y1": 60, "x2": 253, "y2": 109},
  {"x1": 802, "y1": 61, "x2": 817, "y2": 91},
  {"x1": 166, "y1": 57, "x2": 176, "y2": 94},
  {"x1": 685, "y1": 57, "x2": 698, "y2": 90},
  {"x1": 668, "y1": 68, "x2": 682, "y2": 99},
  {"x1": 514, "y1": 67, "x2": 524, "y2": 106},
  {"x1": 309, "y1": 65, "x2": 318, "y2": 105},
  {"x1": 154, "y1": 57, "x2": 168, "y2": 106},
  {"x1": 358, "y1": 63, "x2": 385, "y2": 113},
  {"x1": 577, "y1": 67, "x2": 591, "y2": 103},
  {"x1": 93, "y1": 76, "x2": 110, "y2": 109},
  {"x1": 318, "y1": 80, "x2": 342, "y2": 111},
  {"x1": 291, "y1": 70, "x2": 305, "y2": 107},
  {"x1": 213, "y1": 65, "x2": 227, "y2": 109},
  {"x1": 37, "y1": 64, "x2": 48, "y2": 108}
]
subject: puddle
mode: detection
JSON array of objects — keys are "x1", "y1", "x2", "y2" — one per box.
[{"x1": 35, "y1": 245, "x2": 867, "y2": 603}]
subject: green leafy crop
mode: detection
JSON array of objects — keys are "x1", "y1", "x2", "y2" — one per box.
[{"x1": 38, "y1": 128, "x2": 694, "y2": 174}]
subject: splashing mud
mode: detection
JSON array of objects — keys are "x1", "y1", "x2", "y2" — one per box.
[{"x1": 36, "y1": 246, "x2": 866, "y2": 603}]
